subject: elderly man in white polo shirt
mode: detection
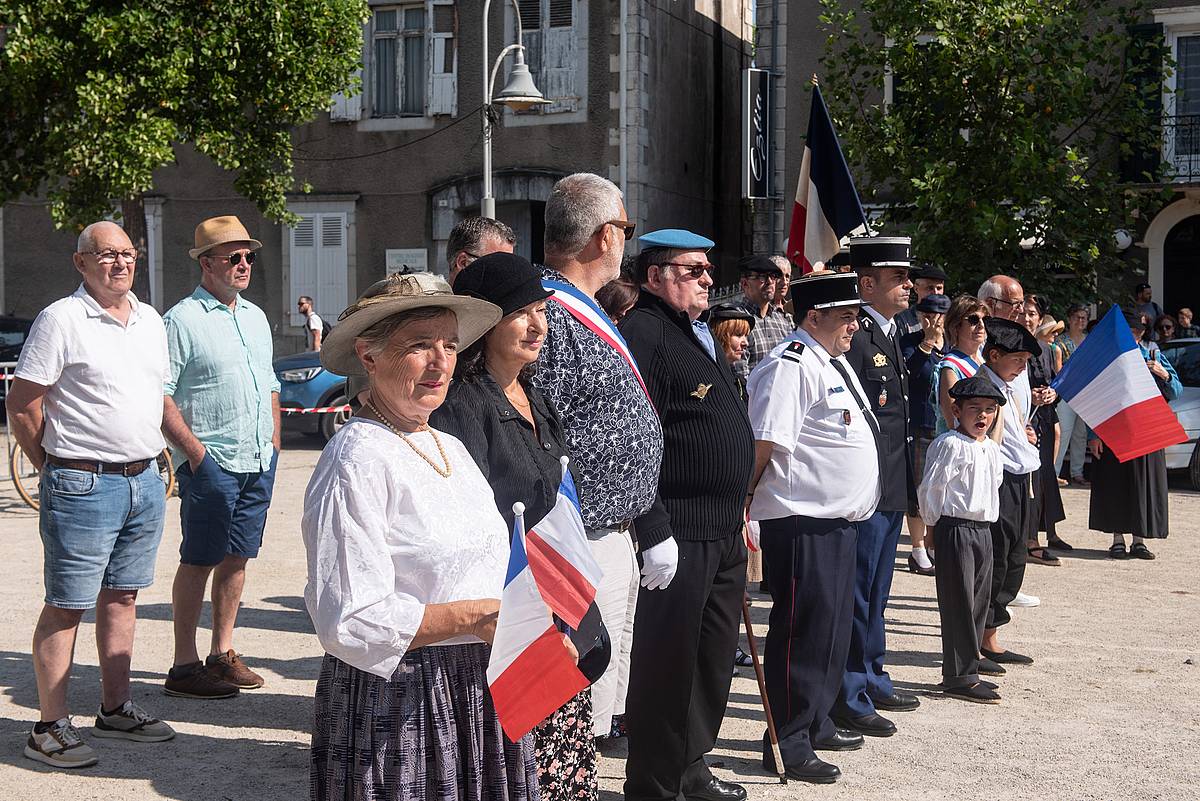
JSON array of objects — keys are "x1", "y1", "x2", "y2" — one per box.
[{"x1": 7, "y1": 221, "x2": 176, "y2": 769}]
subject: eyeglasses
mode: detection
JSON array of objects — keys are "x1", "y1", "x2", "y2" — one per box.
[
  {"x1": 964, "y1": 314, "x2": 986, "y2": 326},
  {"x1": 207, "y1": 251, "x2": 256, "y2": 266},
  {"x1": 746, "y1": 273, "x2": 780, "y2": 284},
  {"x1": 596, "y1": 220, "x2": 637, "y2": 241},
  {"x1": 661, "y1": 262, "x2": 715, "y2": 279},
  {"x1": 84, "y1": 249, "x2": 139, "y2": 265},
  {"x1": 990, "y1": 297, "x2": 1025, "y2": 311}
]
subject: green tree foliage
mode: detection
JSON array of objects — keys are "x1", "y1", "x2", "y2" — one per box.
[
  {"x1": 819, "y1": 0, "x2": 1172, "y2": 303},
  {"x1": 0, "y1": 0, "x2": 366, "y2": 229}
]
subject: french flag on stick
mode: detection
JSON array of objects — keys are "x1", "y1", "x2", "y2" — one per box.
[
  {"x1": 1051, "y1": 305, "x2": 1186, "y2": 462},
  {"x1": 487, "y1": 460, "x2": 602, "y2": 741},
  {"x1": 786, "y1": 82, "x2": 868, "y2": 274}
]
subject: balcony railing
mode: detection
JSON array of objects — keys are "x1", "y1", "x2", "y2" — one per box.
[{"x1": 1164, "y1": 114, "x2": 1200, "y2": 183}]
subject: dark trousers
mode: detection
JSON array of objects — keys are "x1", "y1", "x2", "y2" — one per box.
[
  {"x1": 839, "y1": 509, "x2": 903, "y2": 717},
  {"x1": 624, "y1": 535, "x2": 747, "y2": 801},
  {"x1": 932, "y1": 517, "x2": 993, "y2": 687},
  {"x1": 758, "y1": 516, "x2": 857, "y2": 767},
  {"x1": 988, "y1": 471, "x2": 1033, "y2": 629}
]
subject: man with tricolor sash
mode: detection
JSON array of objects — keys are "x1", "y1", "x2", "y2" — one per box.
[{"x1": 533, "y1": 172, "x2": 664, "y2": 738}]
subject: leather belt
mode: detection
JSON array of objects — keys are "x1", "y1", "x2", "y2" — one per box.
[{"x1": 47, "y1": 455, "x2": 153, "y2": 476}]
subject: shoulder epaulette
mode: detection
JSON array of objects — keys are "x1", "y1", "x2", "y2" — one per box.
[
  {"x1": 859, "y1": 314, "x2": 873, "y2": 330},
  {"x1": 781, "y1": 341, "x2": 805, "y2": 363}
]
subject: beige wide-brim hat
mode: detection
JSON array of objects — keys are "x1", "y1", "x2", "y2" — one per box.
[
  {"x1": 321, "y1": 272, "x2": 502, "y2": 377},
  {"x1": 1036, "y1": 317, "x2": 1065, "y2": 339},
  {"x1": 189, "y1": 215, "x2": 264, "y2": 259}
]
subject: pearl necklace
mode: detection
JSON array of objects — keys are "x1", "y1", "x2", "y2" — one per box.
[{"x1": 366, "y1": 400, "x2": 452, "y2": 478}]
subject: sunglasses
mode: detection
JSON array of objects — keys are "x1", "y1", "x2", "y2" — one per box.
[
  {"x1": 661, "y1": 262, "x2": 715, "y2": 279},
  {"x1": 208, "y1": 251, "x2": 256, "y2": 266},
  {"x1": 964, "y1": 314, "x2": 986, "y2": 326},
  {"x1": 596, "y1": 220, "x2": 637, "y2": 241}
]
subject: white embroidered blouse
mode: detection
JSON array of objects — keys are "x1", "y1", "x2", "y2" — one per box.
[{"x1": 302, "y1": 417, "x2": 509, "y2": 679}]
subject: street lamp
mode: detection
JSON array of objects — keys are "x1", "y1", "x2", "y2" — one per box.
[{"x1": 481, "y1": 0, "x2": 550, "y2": 219}]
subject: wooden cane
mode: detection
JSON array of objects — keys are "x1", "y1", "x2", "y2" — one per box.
[{"x1": 742, "y1": 595, "x2": 787, "y2": 784}]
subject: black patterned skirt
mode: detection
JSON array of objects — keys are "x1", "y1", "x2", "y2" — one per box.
[
  {"x1": 533, "y1": 689, "x2": 597, "y2": 801},
  {"x1": 311, "y1": 645, "x2": 540, "y2": 801}
]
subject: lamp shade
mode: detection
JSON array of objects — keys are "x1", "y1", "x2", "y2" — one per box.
[{"x1": 494, "y1": 51, "x2": 550, "y2": 111}]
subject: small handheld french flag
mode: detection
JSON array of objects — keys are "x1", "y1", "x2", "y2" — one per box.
[
  {"x1": 487, "y1": 459, "x2": 603, "y2": 741},
  {"x1": 1051, "y1": 305, "x2": 1186, "y2": 462}
]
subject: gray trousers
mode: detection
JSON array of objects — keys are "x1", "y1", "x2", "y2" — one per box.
[{"x1": 932, "y1": 517, "x2": 994, "y2": 687}]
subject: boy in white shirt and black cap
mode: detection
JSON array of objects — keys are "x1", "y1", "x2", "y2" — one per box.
[
  {"x1": 977, "y1": 317, "x2": 1050, "y2": 669},
  {"x1": 918, "y1": 375, "x2": 1006, "y2": 703}
]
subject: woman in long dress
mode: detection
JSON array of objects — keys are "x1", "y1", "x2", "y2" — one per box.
[{"x1": 1088, "y1": 310, "x2": 1182, "y2": 561}]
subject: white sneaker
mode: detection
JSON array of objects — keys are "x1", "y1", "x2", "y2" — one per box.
[
  {"x1": 92, "y1": 701, "x2": 176, "y2": 742},
  {"x1": 24, "y1": 718, "x2": 99, "y2": 768},
  {"x1": 1010, "y1": 591, "x2": 1041, "y2": 608}
]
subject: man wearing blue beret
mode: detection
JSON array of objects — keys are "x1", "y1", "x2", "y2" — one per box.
[{"x1": 621, "y1": 229, "x2": 755, "y2": 801}]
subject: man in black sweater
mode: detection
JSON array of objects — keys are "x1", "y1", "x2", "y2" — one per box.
[{"x1": 620, "y1": 229, "x2": 755, "y2": 801}]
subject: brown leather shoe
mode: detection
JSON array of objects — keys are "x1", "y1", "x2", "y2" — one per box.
[
  {"x1": 206, "y1": 650, "x2": 265, "y2": 689},
  {"x1": 164, "y1": 661, "x2": 240, "y2": 699}
]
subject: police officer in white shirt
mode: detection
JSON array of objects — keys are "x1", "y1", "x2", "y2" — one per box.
[{"x1": 745, "y1": 271, "x2": 880, "y2": 785}]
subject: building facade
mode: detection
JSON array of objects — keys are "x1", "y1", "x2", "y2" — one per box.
[{"x1": 0, "y1": 1, "x2": 755, "y2": 353}]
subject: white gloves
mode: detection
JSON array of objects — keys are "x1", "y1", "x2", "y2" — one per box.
[{"x1": 640, "y1": 537, "x2": 679, "y2": 590}]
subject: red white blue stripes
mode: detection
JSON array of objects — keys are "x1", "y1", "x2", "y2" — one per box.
[{"x1": 1051, "y1": 305, "x2": 1186, "y2": 462}]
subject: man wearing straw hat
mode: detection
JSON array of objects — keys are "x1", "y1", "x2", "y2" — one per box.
[{"x1": 161, "y1": 215, "x2": 281, "y2": 699}]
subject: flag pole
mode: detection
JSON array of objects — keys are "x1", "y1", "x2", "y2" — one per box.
[
  {"x1": 742, "y1": 595, "x2": 786, "y2": 784},
  {"x1": 512, "y1": 502, "x2": 526, "y2": 537}
]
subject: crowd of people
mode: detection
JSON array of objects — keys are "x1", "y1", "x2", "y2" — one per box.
[{"x1": 5, "y1": 172, "x2": 1186, "y2": 801}]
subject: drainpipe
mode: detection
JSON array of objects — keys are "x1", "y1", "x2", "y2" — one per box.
[
  {"x1": 768, "y1": 0, "x2": 779, "y2": 251},
  {"x1": 619, "y1": 0, "x2": 629, "y2": 202}
]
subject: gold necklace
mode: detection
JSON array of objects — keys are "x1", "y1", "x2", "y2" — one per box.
[{"x1": 366, "y1": 400, "x2": 452, "y2": 478}]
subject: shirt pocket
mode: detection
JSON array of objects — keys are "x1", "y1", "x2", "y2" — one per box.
[{"x1": 823, "y1": 390, "x2": 858, "y2": 437}]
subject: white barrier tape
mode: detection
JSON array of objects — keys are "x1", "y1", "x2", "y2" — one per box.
[{"x1": 282, "y1": 405, "x2": 352, "y2": 415}]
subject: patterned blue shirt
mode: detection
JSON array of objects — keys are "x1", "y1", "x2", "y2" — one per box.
[{"x1": 533, "y1": 269, "x2": 664, "y2": 529}]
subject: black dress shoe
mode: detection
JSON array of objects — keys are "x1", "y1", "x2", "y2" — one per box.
[
  {"x1": 872, "y1": 690, "x2": 921, "y2": 712},
  {"x1": 941, "y1": 682, "x2": 1001, "y2": 704},
  {"x1": 832, "y1": 712, "x2": 896, "y2": 737},
  {"x1": 784, "y1": 757, "x2": 841, "y2": 784},
  {"x1": 1048, "y1": 536, "x2": 1074, "y2": 551},
  {"x1": 981, "y1": 647, "x2": 1034, "y2": 665},
  {"x1": 1130, "y1": 542, "x2": 1156, "y2": 560},
  {"x1": 685, "y1": 777, "x2": 746, "y2": 801},
  {"x1": 907, "y1": 554, "x2": 935, "y2": 576},
  {"x1": 977, "y1": 657, "x2": 1006, "y2": 676},
  {"x1": 813, "y1": 728, "x2": 864, "y2": 751}
]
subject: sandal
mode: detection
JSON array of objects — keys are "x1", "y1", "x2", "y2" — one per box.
[
  {"x1": 1129, "y1": 542, "x2": 1156, "y2": 560},
  {"x1": 1026, "y1": 546, "x2": 1061, "y2": 566},
  {"x1": 734, "y1": 647, "x2": 755, "y2": 667},
  {"x1": 1108, "y1": 543, "x2": 1128, "y2": 560},
  {"x1": 1047, "y1": 536, "x2": 1074, "y2": 552}
]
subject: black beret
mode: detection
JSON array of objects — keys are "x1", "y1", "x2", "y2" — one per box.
[
  {"x1": 453, "y1": 251, "x2": 552, "y2": 318},
  {"x1": 1123, "y1": 309, "x2": 1147, "y2": 330},
  {"x1": 984, "y1": 317, "x2": 1042, "y2": 357},
  {"x1": 916, "y1": 293, "x2": 951, "y2": 314},
  {"x1": 949, "y1": 375, "x2": 1006, "y2": 405},
  {"x1": 739, "y1": 254, "x2": 783, "y2": 276},
  {"x1": 912, "y1": 262, "x2": 948, "y2": 282},
  {"x1": 707, "y1": 302, "x2": 757, "y2": 331}
]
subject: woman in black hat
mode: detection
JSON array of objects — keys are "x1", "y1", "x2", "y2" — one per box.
[
  {"x1": 431, "y1": 251, "x2": 608, "y2": 801},
  {"x1": 707, "y1": 302, "x2": 757, "y2": 402}
]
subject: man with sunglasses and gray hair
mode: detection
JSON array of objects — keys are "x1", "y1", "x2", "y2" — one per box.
[
  {"x1": 9, "y1": 221, "x2": 176, "y2": 768},
  {"x1": 620, "y1": 230, "x2": 755, "y2": 801},
  {"x1": 160, "y1": 215, "x2": 281, "y2": 700}
]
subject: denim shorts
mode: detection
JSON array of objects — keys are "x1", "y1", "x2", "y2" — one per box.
[
  {"x1": 176, "y1": 450, "x2": 277, "y2": 566},
  {"x1": 39, "y1": 462, "x2": 168, "y2": 610}
]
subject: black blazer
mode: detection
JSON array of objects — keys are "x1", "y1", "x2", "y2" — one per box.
[
  {"x1": 844, "y1": 312, "x2": 916, "y2": 512},
  {"x1": 620, "y1": 291, "x2": 755, "y2": 550},
  {"x1": 431, "y1": 372, "x2": 609, "y2": 681}
]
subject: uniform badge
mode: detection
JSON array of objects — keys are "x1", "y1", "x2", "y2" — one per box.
[
  {"x1": 842, "y1": 410, "x2": 852, "y2": 425},
  {"x1": 872, "y1": 353, "x2": 888, "y2": 367},
  {"x1": 878, "y1": 388, "x2": 888, "y2": 406},
  {"x1": 690, "y1": 383, "x2": 712, "y2": 400},
  {"x1": 781, "y1": 341, "x2": 806, "y2": 363}
]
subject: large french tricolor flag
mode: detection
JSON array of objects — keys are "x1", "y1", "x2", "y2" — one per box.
[
  {"x1": 786, "y1": 83, "x2": 868, "y2": 274},
  {"x1": 487, "y1": 463, "x2": 602, "y2": 741},
  {"x1": 1051, "y1": 305, "x2": 1186, "y2": 462}
]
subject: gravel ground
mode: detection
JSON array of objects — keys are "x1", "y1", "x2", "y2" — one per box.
[{"x1": 0, "y1": 439, "x2": 1196, "y2": 800}]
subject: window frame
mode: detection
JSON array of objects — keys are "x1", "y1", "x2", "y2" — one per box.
[{"x1": 504, "y1": 0, "x2": 588, "y2": 127}]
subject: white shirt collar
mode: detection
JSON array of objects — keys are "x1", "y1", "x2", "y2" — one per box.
[
  {"x1": 792, "y1": 327, "x2": 832, "y2": 365},
  {"x1": 862, "y1": 304, "x2": 895, "y2": 338},
  {"x1": 73, "y1": 283, "x2": 141, "y2": 322}
]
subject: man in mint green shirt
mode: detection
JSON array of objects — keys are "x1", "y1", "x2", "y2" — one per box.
[{"x1": 161, "y1": 216, "x2": 281, "y2": 700}]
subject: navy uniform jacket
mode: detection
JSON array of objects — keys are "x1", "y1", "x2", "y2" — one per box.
[{"x1": 844, "y1": 311, "x2": 916, "y2": 512}]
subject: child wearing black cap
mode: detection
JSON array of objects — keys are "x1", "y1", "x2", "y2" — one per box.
[{"x1": 918, "y1": 376, "x2": 1005, "y2": 703}]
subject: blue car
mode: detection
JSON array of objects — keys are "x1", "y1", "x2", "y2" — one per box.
[{"x1": 274, "y1": 351, "x2": 349, "y2": 442}]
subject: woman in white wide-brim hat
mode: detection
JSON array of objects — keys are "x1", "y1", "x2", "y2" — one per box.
[{"x1": 300, "y1": 273, "x2": 538, "y2": 801}]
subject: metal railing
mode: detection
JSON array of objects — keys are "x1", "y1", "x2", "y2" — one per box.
[{"x1": 1163, "y1": 114, "x2": 1200, "y2": 182}]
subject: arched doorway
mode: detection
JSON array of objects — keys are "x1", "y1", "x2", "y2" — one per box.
[{"x1": 1164, "y1": 215, "x2": 1200, "y2": 315}]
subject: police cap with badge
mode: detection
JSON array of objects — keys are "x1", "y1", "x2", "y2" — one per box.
[
  {"x1": 849, "y1": 236, "x2": 912, "y2": 271},
  {"x1": 782, "y1": 271, "x2": 868, "y2": 363}
]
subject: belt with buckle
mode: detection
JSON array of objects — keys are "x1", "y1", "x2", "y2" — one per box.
[{"x1": 47, "y1": 455, "x2": 153, "y2": 476}]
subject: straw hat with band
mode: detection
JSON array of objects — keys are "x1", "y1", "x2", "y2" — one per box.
[
  {"x1": 189, "y1": 215, "x2": 263, "y2": 259},
  {"x1": 321, "y1": 272, "x2": 501, "y2": 377},
  {"x1": 1035, "y1": 316, "x2": 1065, "y2": 339}
]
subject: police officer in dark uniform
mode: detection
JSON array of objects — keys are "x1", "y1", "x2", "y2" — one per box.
[{"x1": 835, "y1": 236, "x2": 922, "y2": 737}]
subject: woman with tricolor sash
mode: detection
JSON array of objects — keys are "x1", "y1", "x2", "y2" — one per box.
[{"x1": 932, "y1": 296, "x2": 991, "y2": 434}]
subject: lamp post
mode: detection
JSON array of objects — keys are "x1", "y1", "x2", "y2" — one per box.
[{"x1": 481, "y1": 0, "x2": 550, "y2": 219}]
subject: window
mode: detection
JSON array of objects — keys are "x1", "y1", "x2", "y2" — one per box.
[
  {"x1": 372, "y1": 6, "x2": 426, "y2": 117},
  {"x1": 289, "y1": 213, "x2": 350, "y2": 329},
  {"x1": 512, "y1": 0, "x2": 583, "y2": 117}
]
